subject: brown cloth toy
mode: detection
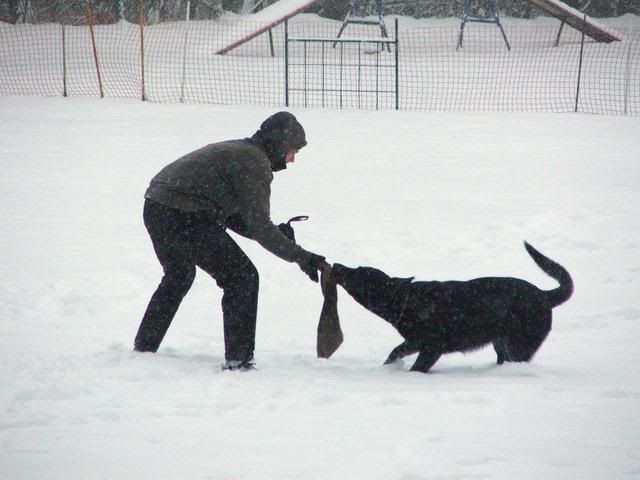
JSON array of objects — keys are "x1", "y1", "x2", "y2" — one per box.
[{"x1": 317, "y1": 262, "x2": 343, "y2": 358}]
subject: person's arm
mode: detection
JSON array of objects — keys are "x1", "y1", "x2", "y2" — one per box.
[
  {"x1": 229, "y1": 157, "x2": 324, "y2": 280},
  {"x1": 229, "y1": 158, "x2": 307, "y2": 261},
  {"x1": 224, "y1": 213, "x2": 250, "y2": 238},
  {"x1": 226, "y1": 213, "x2": 300, "y2": 242}
]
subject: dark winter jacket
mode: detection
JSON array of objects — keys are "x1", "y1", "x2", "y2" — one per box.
[{"x1": 144, "y1": 112, "x2": 312, "y2": 264}]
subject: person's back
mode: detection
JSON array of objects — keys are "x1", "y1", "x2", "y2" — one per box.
[{"x1": 145, "y1": 139, "x2": 266, "y2": 214}]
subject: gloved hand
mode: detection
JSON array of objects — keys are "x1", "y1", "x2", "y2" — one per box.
[
  {"x1": 277, "y1": 222, "x2": 295, "y2": 241},
  {"x1": 297, "y1": 253, "x2": 326, "y2": 282},
  {"x1": 277, "y1": 215, "x2": 309, "y2": 243}
]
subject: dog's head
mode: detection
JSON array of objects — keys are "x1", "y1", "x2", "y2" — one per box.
[{"x1": 333, "y1": 264, "x2": 413, "y2": 325}]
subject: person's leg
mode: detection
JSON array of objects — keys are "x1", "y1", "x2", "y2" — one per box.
[
  {"x1": 134, "y1": 200, "x2": 196, "y2": 352},
  {"x1": 194, "y1": 226, "x2": 259, "y2": 364}
]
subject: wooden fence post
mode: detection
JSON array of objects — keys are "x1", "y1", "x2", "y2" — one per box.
[{"x1": 86, "y1": 0, "x2": 104, "y2": 98}]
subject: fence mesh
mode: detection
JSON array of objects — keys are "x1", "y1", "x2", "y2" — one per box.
[{"x1": 1, "y1": 16, "x2": 638, "y2": 114}]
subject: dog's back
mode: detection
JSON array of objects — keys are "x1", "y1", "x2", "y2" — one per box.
[{"x1": 399, "y1": 243, "x2": 573, "y2": 356}]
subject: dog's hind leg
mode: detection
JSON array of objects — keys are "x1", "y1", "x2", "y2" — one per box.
[
  {"x1": 409, "y1": 349, "x2": 441, "y2": 373},
  {"x1": 383, "y1": 340, "x2": 420, "y2": 365},
  {"x1": 504, "y1": 311, "x2": 552, "y2": 362},
  {"x1": 507, "y1": 336, "x2": 548, "y2": 362}
]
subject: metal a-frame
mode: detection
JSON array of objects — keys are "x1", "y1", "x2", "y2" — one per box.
[
  {"x1": 457, "y1": 0, "x2": 511, "y2": 51},
  {"x1": 334, "y1": 0, "x2": 390, "y2": 51}
]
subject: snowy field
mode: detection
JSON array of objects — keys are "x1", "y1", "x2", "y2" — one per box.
[{"x1": 1, "y1": 96, "x2": 639, "y2": 479}]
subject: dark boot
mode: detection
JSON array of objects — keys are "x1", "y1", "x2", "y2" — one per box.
[{"x1": 221, "y1": 358, "x2": 256, "y2": 371}]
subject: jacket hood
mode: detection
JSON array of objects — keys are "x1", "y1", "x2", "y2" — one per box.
[{"x1": 251, "y1": 112, "x2": 307, "y2": 171}]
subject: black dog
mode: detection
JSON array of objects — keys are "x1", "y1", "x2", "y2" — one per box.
[{"x1": 328, "y1": 242, "x2": 573, "y2": 373}]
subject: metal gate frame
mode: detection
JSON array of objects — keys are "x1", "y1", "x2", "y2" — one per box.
[{"x1": 285, "y1": 18, "x2": 399, "y2": 110}]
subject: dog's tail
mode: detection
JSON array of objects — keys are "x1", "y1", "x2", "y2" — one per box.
[{"x1": 524, "y1": 241, "x2": 574, "y2": 308}]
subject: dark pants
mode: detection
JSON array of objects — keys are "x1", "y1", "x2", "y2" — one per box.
[{"x1": 135, "y1": 199, "x2": 259, "y2": 362}]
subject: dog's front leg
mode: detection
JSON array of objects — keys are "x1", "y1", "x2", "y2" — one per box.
[
  {"x1": 384, "y1": 341, "x2": 420, "y2": 365},
  {"x1": 493, "y1": 339, "x2": 510, "y2": 365},
  {"x1": 409, "y1": 350, "x2": 441, "y2": 373}
]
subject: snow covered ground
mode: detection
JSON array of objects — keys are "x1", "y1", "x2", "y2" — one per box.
[{"x1": 1, "y1": 96, "x2": 639, "y2": 479}]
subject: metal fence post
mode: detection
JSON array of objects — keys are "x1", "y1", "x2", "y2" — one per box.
[
  {"x1": 624, "y1": 34, "x2": 632, "y2": 115},
  {"x1": 395, "y1": 17, "x2": 399, "y2": 110},
  {"x1": 575, "y1": 15, "x2": 586, "y2": 113},
  {"x1": 304, "y1": 42, "x2": 308, "y2": 108},
  {"x1": 322, "y1": 42, "x2": 326, "y2": 108},
  {"x1": 180, "y1": 0, "x2": 191, "y2": 103},
  {"x1": 285, "y1": 20, "x2": 289, "y2": 107},
  {"x1": 62, "y1": 23, "x2": 67, "y2": 97},
  {"x1": 140, "y1": 1, "x2": 146, "y2": 101},
  {"x1": 375, "y1": 42, "x2": 379, "y2": 110},
  {"x1": 339, "y1": 43, "x2": 344, "y2": 109}
]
